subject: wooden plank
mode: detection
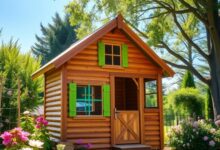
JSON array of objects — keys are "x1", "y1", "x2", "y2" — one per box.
[
  {"x1": 61, "y1": 65, "x2": 67, "y2": 140},
  {"x1": 139, "y1": 77, "x2": 144, "y2": 144},
  {"x1": 110, "y1": 75, "x2": 115, "y2": 146},
  {"x1": 158, "y1": 73, "x2": 164, "y2": 150}
]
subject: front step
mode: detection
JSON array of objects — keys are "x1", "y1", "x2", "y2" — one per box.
[{"x1": 112, "y1": 144, "x2": 151, "y2": 150}]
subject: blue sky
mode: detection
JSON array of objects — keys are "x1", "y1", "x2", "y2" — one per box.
[{"x1": 0, "y1": 0, "x2": 71, "y2": 53}]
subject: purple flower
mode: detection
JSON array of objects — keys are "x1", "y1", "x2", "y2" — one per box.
[
  {"x1": 0, "y1": 131, "x2": 12, "y2": 146},
  {"x1": 203, "y1": 136, "x2": 208, "y2": 141},
  {"x1": 209, "y1": 140, "x2": 215, "y2": 147},
  {"x1": 75, "y1": 139, "x2": 83, "y2": 144},
  {"x1": 85, "y1": 143, "x2": 92, "y2": 149}
]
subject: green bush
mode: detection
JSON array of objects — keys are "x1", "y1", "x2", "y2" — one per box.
[
  {"x1": 168, "y1": 119, "x2": 220, "y2": 150},
  {"x1": 168, "y1": 88, "x2": 205, "y2": 116}
]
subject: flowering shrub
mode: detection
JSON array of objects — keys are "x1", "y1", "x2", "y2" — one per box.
[
  {"x1": 0, "y1": 128, "x2": 29, "y2": 149},
  {"x1": 0, "y1": 112, "x2": 51, "y2": 150},
  {"x1": 32, "y1": 116, "x2": 51, "y2": 150},
  {"x1": 21, "y1": 111, "x2": 35, "y2": 134},
  {"x1": 168, "y1": 119, "x2": 220, "y2": 150}
]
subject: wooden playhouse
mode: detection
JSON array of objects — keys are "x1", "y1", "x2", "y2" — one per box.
[{"x1": 32, "y1": 14, "x2": 174, "y2": 150}]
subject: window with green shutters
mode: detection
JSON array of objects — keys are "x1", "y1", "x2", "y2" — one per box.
[
  {"x1": 98, "y1": 41, "x2": 128, "y2": 67},
  {"x1": 68, "y1": 83, "x2": 111, "y2": 116}
]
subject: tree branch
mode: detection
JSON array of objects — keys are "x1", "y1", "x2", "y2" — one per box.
[
  {"x1": 178, "y1": 0, "x2": 208, "y2": 25},
  {"x1": 159, "y1": 41, "x2": 209, "y2": 84},
  {"x1": 172, "y1": 12, "x2": 209, "y2": 61}
]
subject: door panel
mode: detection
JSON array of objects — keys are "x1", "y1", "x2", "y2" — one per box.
[{"x1": 115, "y1": 111, "x2": 140, "y2": 144}]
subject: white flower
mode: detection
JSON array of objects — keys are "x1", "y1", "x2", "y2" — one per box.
[
  {"x1": 193, "y1": 121, "x2": 198, "y2": 128},
  {"x1": 23, "y1": 111, "x2": 30, "y2": 115},
  {"x1": 210, "y1": 128, "x2": 216, "y2": 134},
  {"x1": 203, "y1": 136, "x2": 209, "y2": 141},
  {"x1": 20, "y1": 148, "x2": 33, "y2": 150},
  {"x1": 193, "y1": 129, "x2": 196, "y2": 132},
  {"x1": 29, "y1": 140, "x2": 43, "y2": 148},
  {"x1": 187, "y1": 143, "x2": 190, "y2": 147},
  {"x1": 209, "y1": 140, "x2": 215, "y2": 147}
]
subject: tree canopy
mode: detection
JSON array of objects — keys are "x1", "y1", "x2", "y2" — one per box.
[
  {"x1": 32, "y1": 13, "x2": 78, "y2": 65},
  {"x1": 0, "y1": 40, "x2": 42, "y2": 130},
  {"x1": 66, "y1": 0, "x2": 220, "y2": 118}
]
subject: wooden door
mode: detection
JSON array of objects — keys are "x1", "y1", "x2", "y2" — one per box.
[{"x1": 115, "y1": 111, "x2": 140, "y2": 144}]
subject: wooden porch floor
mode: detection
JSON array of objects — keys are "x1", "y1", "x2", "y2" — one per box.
[{"x1": 112, "y1": 144, "x2": 151, "y2": 150}]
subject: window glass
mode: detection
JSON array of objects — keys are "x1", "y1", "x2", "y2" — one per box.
[
  {"x1": 113, "y1": 56, "x2": 120, "y2": 65},
  {"x1": 113, "y1": 45, "x2": 120, "y2": 55},
  {"x1": 105, "y1": 55, "x2": 112, "y2": 65},
  {"x1": 76, "y1": 85, "x2": 102, "y2": 115},
  {"x1": 144, "y1": 80, "x2": 158, "y2": 108},
  {"x1": 105, "y1": 45, "x2": 112, "y2": 54},
  {"x1": 104, "y1": 44, "x2": 121, "y2": 66}
]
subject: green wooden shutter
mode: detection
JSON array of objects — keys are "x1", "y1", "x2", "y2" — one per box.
[
  {"x1": 98, "y1": 41, "x2": 105, "y2": 66},
  {"x1": 122, "y1": 44, "x2": 128, "y2": 67},
  {"x1": 103, "y1": 84, "x2": 110, "y2": 117},
  {"x1": 69, "y1": 83, "x2": 77, "y2": 117}
]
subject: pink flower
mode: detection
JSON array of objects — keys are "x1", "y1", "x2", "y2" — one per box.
[
  {"x1": 209, "y1": 140, "x2": 215, "y2": 147},
  {"x1": 35, "y1": 116, "x2": 48, "y2": 128},
  {"x1": 42, "y1": 120, "x2": 48, "y2": 126},
  {"x1": 19, "y1": 131, "x2": 29, "y2": 142},
  {"x1": 35, "y1": 124, "x2": 41, "y2": 129},
  {"x1": 203, "y1": 136, "x2": 208, "y2": 141},
  {"x1": 0, "y1": 131, "x2": 12, "y2": 146}
]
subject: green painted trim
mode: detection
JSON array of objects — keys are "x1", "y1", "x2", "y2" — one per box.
[
  {"x1": 98, "y1": 41, "x2": 105, "y2": 66},
  {"x1": 103, "y1": 84, "x2": 110, "y2": 117},
  {"x1": 122, "y1": 44, "x2": 128, "y2": 67},
  {"x1": 69, "y1": 83, "x2": 77, "y2": 117}
]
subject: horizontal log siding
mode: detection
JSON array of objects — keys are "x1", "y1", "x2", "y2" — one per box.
[
  {"x1": 66, "y1": 117, "x2": 111, "y2": 149},
  {"x1": 66, "y1": 29, "x2": 160, "y2": 75},
  {"x1": 45, "y1": 70, "x2": 62, "y2": 141},
  {"x1": 144, "y1": 110, "x2": 161, "y2": 149},
  {"x1": 64, "y1": 29, "x2": 161, "y2": 149}
]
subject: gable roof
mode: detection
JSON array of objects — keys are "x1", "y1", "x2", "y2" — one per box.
[{"x1": 32, "y1": 14, "x2": 174, "y2": 79}]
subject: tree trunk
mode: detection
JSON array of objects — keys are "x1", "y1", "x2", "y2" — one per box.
[
  {"x1": 207, "y1": 0, "x2": 220, "y2": 120},
  {"x1": 209, "y1": 50, "x2": 220, "y2": 119}
]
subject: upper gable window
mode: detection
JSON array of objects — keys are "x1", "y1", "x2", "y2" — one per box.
[
  {"x1": 105, "y1": 44, "x2": 121, "y2": 66},
  {"x1": 98, "y1": 41, "x2": 128, "y2": 68}
]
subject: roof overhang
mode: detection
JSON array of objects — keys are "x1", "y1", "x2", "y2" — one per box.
[{"x1": 32, "y1": 14, "x2": 174, "y2": 79}]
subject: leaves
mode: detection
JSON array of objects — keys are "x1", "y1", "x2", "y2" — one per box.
[{"x1": 32, "y1": 13, "x2": 78, "y2": 65}]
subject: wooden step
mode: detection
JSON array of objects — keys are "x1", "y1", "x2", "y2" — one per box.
[{"x1": 112, "y1": 144, "x2": 151, "y2": 150}]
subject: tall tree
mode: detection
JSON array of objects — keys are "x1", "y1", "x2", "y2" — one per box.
[
  {"x1": 181, "y1": 71, "x2": 196, "y2": 88},
  {"x1": 32, "y1": 13, "x2": 77, "y2": 65},
  {"x1": 0, "y1": 40, "x2": 42, "y2": 131},
  {"x1": 66, "y1": 0, "x2": 220, "y2": 119}
]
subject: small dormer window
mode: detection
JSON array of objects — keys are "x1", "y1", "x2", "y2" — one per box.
[
  {"x1": 98, "y1": 41, "x2": 128, "y2": 68},
  {"x1": 105, "y1": 44, "x2": 121, "y2": 66}
]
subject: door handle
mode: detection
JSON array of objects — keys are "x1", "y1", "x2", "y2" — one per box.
[{"x1": 114, "y1": 108, "x2": 118, "y2": 119}]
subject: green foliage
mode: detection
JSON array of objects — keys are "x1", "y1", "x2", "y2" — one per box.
[
  {"x1": 0, "y1": 40, "x2": 42, "y2": 131},
  {"x1": 20, "y1": 112, "x2": 35, "y2": 134},
  {"x1": 181, "y1": 71, "x2": 196, "y2": 88},
  {"x1": 206, "y1": 88, "x2": 214, "y2": 119},
  {"x1": 168, "y1": 88, "x2": 205, "y2": 116},
  {"x1": 168, "y1": 120, "x2": 220, "y2": 150},
  {"x1": 32, "y1": 13, "x2": 78, "y2": 65}
]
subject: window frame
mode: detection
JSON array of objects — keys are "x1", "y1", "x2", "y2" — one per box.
[
  {"x1": 144, "y1": 79, "x2": 159, "y2": 108},
  {"x1": 104, "y1": 43, "x2": 122, "y2": 66},
  {"x1": 76, "y1": 84, "x2": 103, "y2": 116}
]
